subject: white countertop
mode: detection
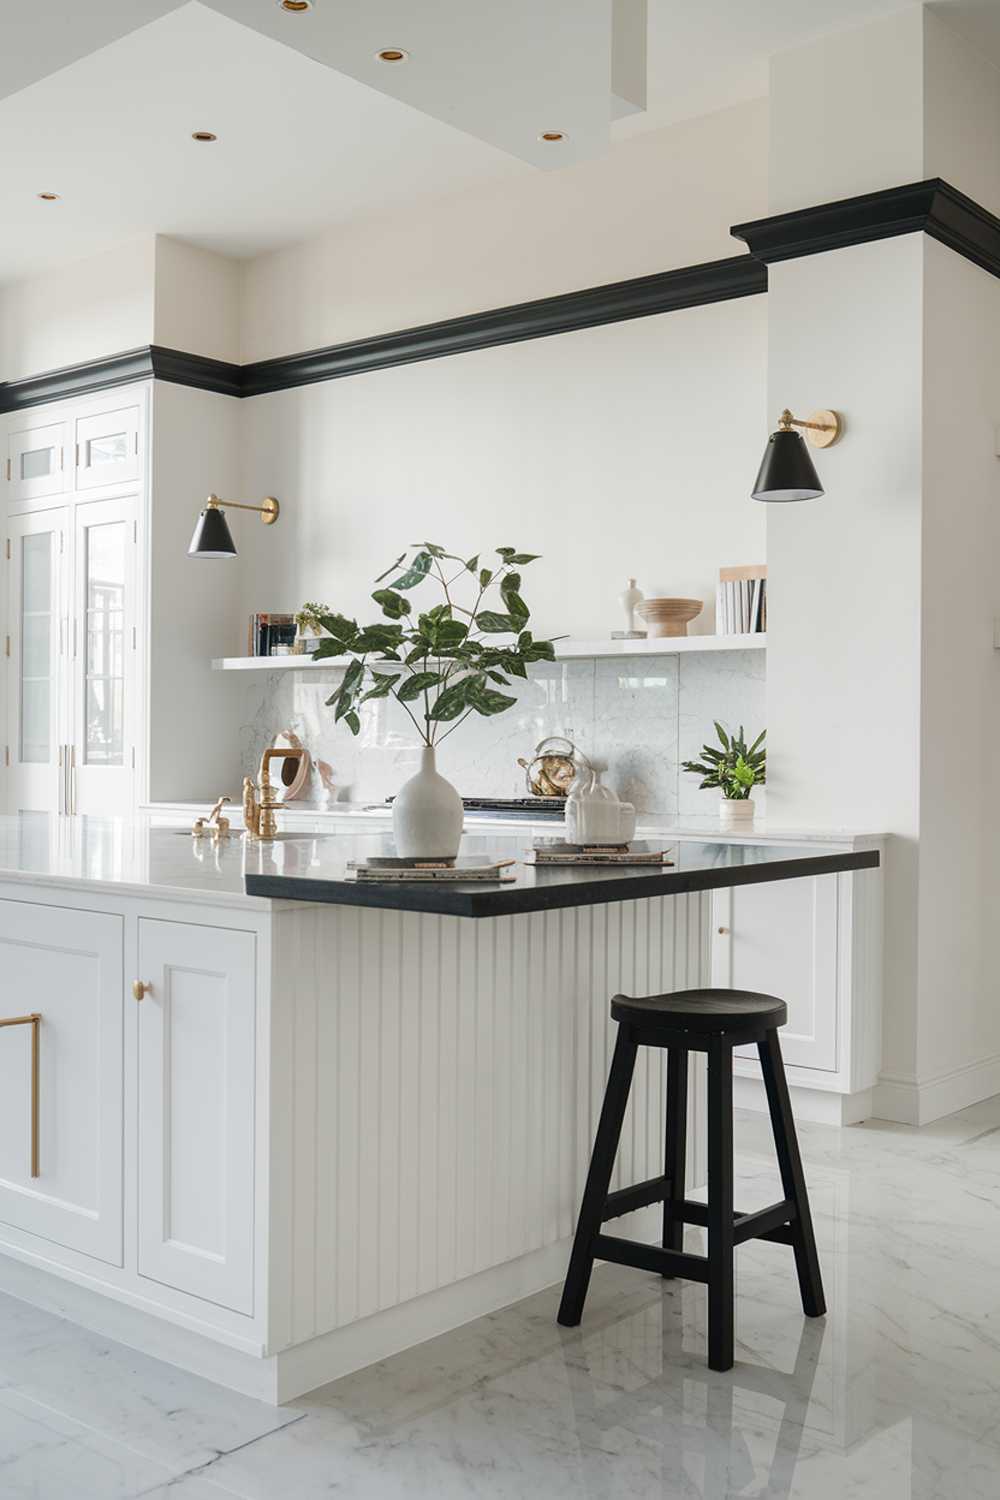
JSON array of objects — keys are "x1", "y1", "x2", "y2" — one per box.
[{"x1": 0, "y1": 812, "x2": 881, "y2": 910}]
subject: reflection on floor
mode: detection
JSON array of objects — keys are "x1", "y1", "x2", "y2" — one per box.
[{"x1": 2, "y1": 1098, "x2": 1000, "y2": 1498}]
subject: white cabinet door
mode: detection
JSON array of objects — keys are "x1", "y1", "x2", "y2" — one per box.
[
  {"x1": 0, "y1": 900, "x2": 124, "y2": 1264},
  {"x1": 5, "y1": 509, "x2": 70, "y2": 814},
  {"x1": 71, "y1": 496, "x2": 137, "y2": 814},
  {"x1": 712, "y1": 874, "x2": 839, "y2": 1072},
  {"x1": 6, "y1": 418, "x2": 69, "y2": 503},
  {"x1": 137, "y1": 920, "x2": 256, "y2": 1315},
  {"x1": 75, "y1": 406, "x2": 140, "y2": 491}
]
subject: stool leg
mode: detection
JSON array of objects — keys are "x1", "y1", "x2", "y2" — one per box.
[
  {"x1": 758, "y1": 1029, "x2": 826, "y2": 1318},
  {"x1": 662, "y1": 1047, "x2": 688, "y2": 1274},
  {"x1": 707, "y1": 1036, "x2": 735, "y2": 1371},
  {"x1": 558, "y1": 1027, "x2": 637, "y2": 1327}
]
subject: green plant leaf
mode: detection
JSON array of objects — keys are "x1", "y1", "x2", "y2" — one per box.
[
  {"x1": 371, "y1": 588, "x2": 412, "y2": 619},
  {"x1": 479, "y1": 568, "x2": 493, "y2": 589},
  {"x1": 476, "y1": 610, "x2": 517, "y2": 633},
  {"x1": 354, "y1": 623, "x2": 404, "y2": 653},
  {"x1": 318, "y1": 613, "x2": 359, "y2": 650},
  {"x1": 396, "y1": 671, "x2": 443, "y2": 702},
  {"x1": 714, "y1": 721, "x2": 730, "y2": 750},
  {"x1": 390, "y1": 551, "x2": 433, "y2": 590},
  {"x1": 508, "y1": 553, "x2": 541, "y2": 565},
  {"x1": 343, "y1": 710, "x2": 361, "y2": 735},
  {"x1": 465, "y1": 555, "x2": 479, "y2": 573},
  {"x1": 360, "y1": 672, "x2": 398, "y2": 703},
  {"x1": 502, "y1": 590, "x2": 530, "y2": 623},
  {"x1": 467, "y1": 683, "x2": 517, "y2": 716},
  {"x1": 428, "y1": 678, "x2": 472, "y2": 721},
  {"x1": 311, "y1": 639, "x2": 343, "y2": 660}
]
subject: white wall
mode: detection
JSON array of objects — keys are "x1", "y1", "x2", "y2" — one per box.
[
  {"x1": 234, "y1": 295, "x2": 767, "y2": 642},
  {"x1": 0, "y1": 238, "x2": 155, "y2": 383},
  {"x1": 239, "y1": 98, "x2": 768, "y2": 362},
  {"x1": 923, "y1": 9, "x2": 1000, "y2": 219},
  {"x1": 917, "y1": 237, "x2": 1000, "y2": 1089},
  {"x1": 148, "y1": 381, "x2": 243, "y2": 802},
  {"x1": 768, "y1": 8, "x2": 925, "y2": 214},
  {"x1": 153, "y1": 237, "x2": 241, "y2": 364}
]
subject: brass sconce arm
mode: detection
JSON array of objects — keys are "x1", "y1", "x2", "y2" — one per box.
[
  {"x1": 776, "y1": 409, "x2": 843, "y2": 448},
  {"x1": 205, "y1": 494, "x2": 280, "y2": 524}
]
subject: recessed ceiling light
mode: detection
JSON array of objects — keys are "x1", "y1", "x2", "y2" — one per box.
[
  {"x1": 191, "y1": 131, "x2": 218, "y2": 143},
  {"x1": 539, "y1": 131, "x2": 567, "y2": 143},
  {"x1": 37, "y1": 192, "x2": 60, "y2": 201},
  {"x1": 375, "y1": 47, "x2": 409, "y2": 62},
  {"x1": 277, "y1": 0, "x2": 312, "y2": 10}
]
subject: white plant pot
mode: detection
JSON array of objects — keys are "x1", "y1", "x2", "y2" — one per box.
[
  {"x1": 719, "y1": 796, "x2": 755, "y2": 826},
  {"x1": 392, "y1": 745, "x2": 464, "y2": 860}
]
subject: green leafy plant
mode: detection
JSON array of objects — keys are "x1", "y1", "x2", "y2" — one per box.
[
  {"x1": 682, "y1": 722, "x2": 766, "y2": 801},
  {"x1": 295, "y1": 602, "x2": 330, "y2": 634},
  {"x1": 309, "y1": 543, "x2": 559, "y2": 744}
]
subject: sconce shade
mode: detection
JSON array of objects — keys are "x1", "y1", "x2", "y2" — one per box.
[
  {"x1": 751, "y1": 430, "x2": 824, "y2": 503},
  {"x1": 188, "y1": 506, "x2": 237, "y2": 558}
]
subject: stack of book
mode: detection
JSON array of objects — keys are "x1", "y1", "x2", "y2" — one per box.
[
  {"x1": 716, "y1": 565, "x2": 767, "y2": 635},
  {"x1": 248, "y1": 613, "x2": 296, "y2": 656},
  {"x1": 529, "y1": 842, "x2": 674, "y2": 868},
  {"x1": 346, "y1": 857, "x2": 516, "y2": 883}
]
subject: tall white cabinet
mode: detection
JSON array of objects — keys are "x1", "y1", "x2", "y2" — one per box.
[{"x1": 3, "y1": 389, "x2": 146, "y2": 814}]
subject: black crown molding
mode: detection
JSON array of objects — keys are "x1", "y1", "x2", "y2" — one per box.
[
  {"x1": 0, "y1": 256, "x2": 765, "y2": 414},
  {"x1": 2, "y1": 178, "x2": 998, "y2": 416},
  {"x1": 239, "y1": 255, "x2": 767, "y2": 397},
  {"x1": 731, "y1": 178, "x2": 1000, "y2": 279}
]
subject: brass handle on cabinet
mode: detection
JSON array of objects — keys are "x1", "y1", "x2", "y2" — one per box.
[
  {"x1": 132, "y1": 980, "x2": 150, "y2": 1001},
  {"x1": 0, "y1": 1013, "x2": 40, "y2": 1177},
  {"x1": 717, "y1": 926, "x2": 730, "y2": 936}
]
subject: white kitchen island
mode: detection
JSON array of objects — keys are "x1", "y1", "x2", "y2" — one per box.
[{"x1": 0, "y1": 814, "x2": 878, "y2": 1402}]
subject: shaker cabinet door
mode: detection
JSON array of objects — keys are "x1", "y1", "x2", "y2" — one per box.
[
  {"x1": 136, "y1": 919, "x2": 256, "y2": 1315},
  {"x1": 0, "y1": 900, "x2": 124, "y2": 1264},
  {"x1": 74, "y1": 405, "x2": 140, "y2": 491},
  {"x1": 712, "y1": 874, "x2": 839, "y2": 1072},
  {"x1": 6, "y1": 419, "x2": 69, "y2": 503}
]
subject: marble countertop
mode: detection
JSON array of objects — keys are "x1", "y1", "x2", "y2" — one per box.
[{"x1": 0, "y1": 814, "x2": 879, "y2": 914}]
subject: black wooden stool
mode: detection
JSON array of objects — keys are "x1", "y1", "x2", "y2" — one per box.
[{"x1": 557, "y1": 989, "x2": 825, "y2": 1371}]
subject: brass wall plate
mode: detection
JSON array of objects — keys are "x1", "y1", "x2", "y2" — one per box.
[{"x1": 806, "y1": 410, "x2": 842, "y2": 449}]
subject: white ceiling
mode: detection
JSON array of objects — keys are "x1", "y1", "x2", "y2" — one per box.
[{"x1": 0, "y1": 0, "x2": 997, "y2": 287}]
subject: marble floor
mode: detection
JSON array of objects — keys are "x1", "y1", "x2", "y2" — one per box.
[{"x1": 2, "y1": 1099, "x2": 1000, "y2": 1499}]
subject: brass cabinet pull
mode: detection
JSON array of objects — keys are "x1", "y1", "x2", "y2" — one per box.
[
  {"x1": 717, "y1": 926, "x2": 730, "y2": 936},
  {"x1": 132, "y1": 980, "x2": 150, "y2": 1001},
  {"x1": 0, "y1": 1013, "x2": 40, "y2": 1177}
]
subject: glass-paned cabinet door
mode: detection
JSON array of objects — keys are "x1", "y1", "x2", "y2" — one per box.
[
  {"x1": 72, "y1": 497, "x2": 136, "y2": 814},
  {"x1": 75, "y1": 406, "x2": 140, "y2": 490},
  {"x1": 5, "y1": 509, "x2": 68, "y2": 813},
  {"x1": 6, "y1": 419, "x2": 69, "y2": 504}
]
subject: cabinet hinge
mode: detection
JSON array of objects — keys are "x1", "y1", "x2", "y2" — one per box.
[
  {"x1": 4, "y1": 538, "x2": 9, "y2": 561},
  {"x1": 4, "y1": 459, "x2": 10, "y2": 483},
  {"x1": 131, "y1": 746, "x2": 136, "y2": 769},
  {"x1": 3, "y1": 748, "x2": 8, "y2": 768},
  {"x1": 4, "y1": 636, "x2": 9, "y2": 659},
  {"x1": 133, "y1": 520, "x2": 137, "y2": 544},
  {"x1": 75, "y1": 443, "x2": 80, "y2": 468},
  {"x1": 131, "y1": 625, "x2": 136, "y2": 650}
]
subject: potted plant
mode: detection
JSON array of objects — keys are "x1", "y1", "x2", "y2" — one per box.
[
  {"x1": 682, "y1": 722, "x2": 766, "y2": 825},
  {"x1": 308, "y1": 543, "x2": 558, "y2": 858},
  {"x1": 293, "y1": 602, "x2": 330, "y2": 655}
]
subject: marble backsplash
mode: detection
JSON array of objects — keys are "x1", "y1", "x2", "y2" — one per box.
[{"x1": 238, "y1": 650, "x2": 765, "y2": 819}]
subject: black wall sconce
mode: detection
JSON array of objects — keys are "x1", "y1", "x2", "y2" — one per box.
[
  {"x1": 188, "y1": 494, "x2": 280, "y2": 557},
  {"x1": 752, "y1": 409, "x2": 843, "y2": 502}
]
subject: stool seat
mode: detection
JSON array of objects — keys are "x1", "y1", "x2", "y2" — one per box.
[{"x1": 612, "y1": 988, "x2": 787, "y2": 1035}]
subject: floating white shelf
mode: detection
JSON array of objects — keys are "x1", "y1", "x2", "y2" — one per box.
[{"x1": 212, "y1": 634, "x2": 766, "y2": 672}]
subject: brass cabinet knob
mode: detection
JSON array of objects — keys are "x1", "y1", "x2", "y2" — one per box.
[
  {"x1": 717, "y1": 926, "x2": 730, "y2": 936},
  {"x1": 132, "y1": 980, "x2": 151, "y2": 1001}
]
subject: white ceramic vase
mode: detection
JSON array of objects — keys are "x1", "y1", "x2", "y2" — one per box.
[
  {"x1": 720, "y1": 796, "x2": 755, "y2": 827},
  {"x1": 392, "y1": 745, "x2": 464, "y2": 860}
]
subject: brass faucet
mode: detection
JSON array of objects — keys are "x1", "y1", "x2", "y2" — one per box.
[{"x1": 243, "y1": 748, "x2": 303, "y2": 839}]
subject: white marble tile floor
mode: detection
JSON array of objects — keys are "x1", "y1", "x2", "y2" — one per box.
[{"x1": 2, "y1": 1097, "x2": 998, "y2": 1498}]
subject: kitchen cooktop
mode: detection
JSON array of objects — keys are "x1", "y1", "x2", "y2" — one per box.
[{"x1": 384, "y1": 795, "x2": 566, "y2": 819}]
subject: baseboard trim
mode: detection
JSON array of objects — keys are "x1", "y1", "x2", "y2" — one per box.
[
  {"x1": 873, "y1": 1052, "x2": 1000, "y2": 1125},
  {"x1": 733, "y1": 1073, "x2": 873, "y2": 1126}
]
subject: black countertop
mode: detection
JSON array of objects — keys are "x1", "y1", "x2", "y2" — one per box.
[{"x1": 244, "y1": 834, "x2": 880, "y2": 918}]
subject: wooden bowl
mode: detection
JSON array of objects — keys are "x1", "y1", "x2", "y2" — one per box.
[{"x1": 636, "y1": 598, "x2": 704, "y2": 638}]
